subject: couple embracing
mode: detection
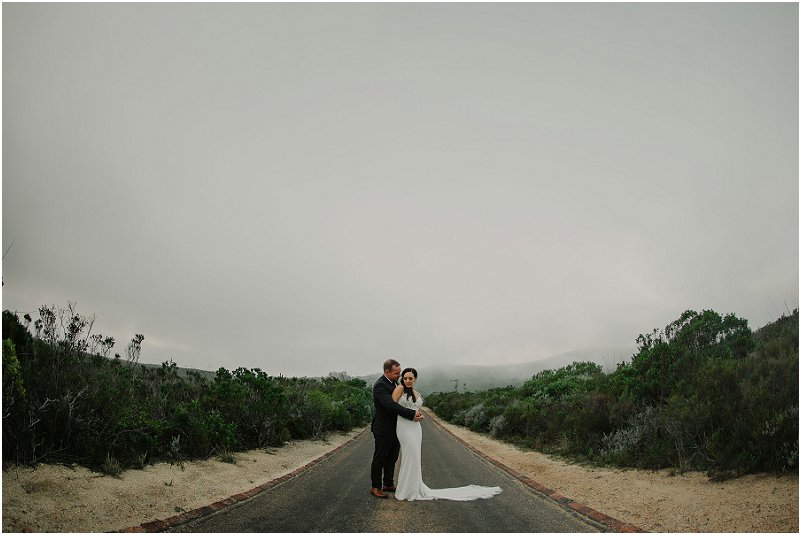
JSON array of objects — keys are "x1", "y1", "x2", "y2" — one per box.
[{"x1": 370, "y1": 358, "x2": 503, "y2": 501}]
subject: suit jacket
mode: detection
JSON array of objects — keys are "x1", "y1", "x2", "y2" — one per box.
[{"x1": 371, "y1": 375, "x2": 417, "y2": 437}]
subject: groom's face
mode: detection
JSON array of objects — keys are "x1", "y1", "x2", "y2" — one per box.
[{"x1": 386, "y1": 365, "x2": 401, "y2": 383}]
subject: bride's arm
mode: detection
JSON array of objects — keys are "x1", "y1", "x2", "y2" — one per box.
[{"x1": 391, "y1": 385, "x2": 403, "y2": 402}]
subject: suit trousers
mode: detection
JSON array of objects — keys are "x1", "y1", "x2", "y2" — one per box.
[{"x1": 371, "y1": 432, "x2": 400, "y2": 488}]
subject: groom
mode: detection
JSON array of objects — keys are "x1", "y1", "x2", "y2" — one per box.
[{"x1": 370, "y1": 358, "x2": 423, "y2": 498}]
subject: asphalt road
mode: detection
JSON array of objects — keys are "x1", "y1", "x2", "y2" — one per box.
[{"x1": 168, "y1": 416, "x2": 605, "y2": 532}]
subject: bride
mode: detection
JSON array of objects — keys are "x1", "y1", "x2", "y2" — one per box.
[{"x1": 392, "y1": 367, "x2": 503, "y2": 501}]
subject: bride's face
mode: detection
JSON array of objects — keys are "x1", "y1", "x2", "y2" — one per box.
[{"x1": 402, "y1": 372, "x2": 416, "y2": 388}]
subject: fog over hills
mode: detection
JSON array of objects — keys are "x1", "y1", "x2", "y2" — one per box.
[
  {"x1": 359, "y1": 346, "x2": 636, "y2": 395},
  {"x1": 141, "y1": 346, "x2": 635, "y2": 396}
]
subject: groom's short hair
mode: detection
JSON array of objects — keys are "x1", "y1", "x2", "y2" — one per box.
[{"x1": 383, "y1": 358, "x2": 400, "y2": 372}]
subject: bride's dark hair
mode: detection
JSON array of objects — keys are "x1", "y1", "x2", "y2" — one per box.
[{"x1": 400, "y1": 367, "x2": 418, "y2": 403}]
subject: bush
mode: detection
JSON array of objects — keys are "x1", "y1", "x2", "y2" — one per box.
[
  {"x1": 463, "y1": 403, "x2": 488, "y2": 432},
  {"x1": 488, "y1": 414, "x2": 506, "y2": 437},
  {"x1": 426, "y1": 309, "x2": 798, "y2": 477},
  {"x1": 600, "y1": 405, "x2": 671, "y2": 469},
  {"x1": 1, "y1": 305, "x2": 373, "y2": 472}
]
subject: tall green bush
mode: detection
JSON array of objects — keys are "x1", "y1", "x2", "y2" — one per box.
[
  {"x1": 2, "y1": 305, "x2": 373, "y2": 472},
  {"x1": 426, "y1": 309, "x2": 798, "y2": 478}
]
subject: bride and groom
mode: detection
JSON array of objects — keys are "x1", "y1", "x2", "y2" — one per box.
[{"x1": 370, "y1": 358, "x2": 503, "y2": 501}]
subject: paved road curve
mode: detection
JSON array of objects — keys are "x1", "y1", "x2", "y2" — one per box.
[{"x1": 169, "y1": 416, "x2": 604, "y2": 532}]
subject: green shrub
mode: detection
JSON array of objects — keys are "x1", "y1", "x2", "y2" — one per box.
[
  {"x1": 600, "y1": 405, "x2": 664, "y2": 466},
  {"x1": 1, "y1": 304, "x2": 373, "y2": 473},
  {"x1": 427, "y1": 309, "x2": 798, "y2": 477},
  {"x1": 2, "y1": 339, "x2": 25, "y2": 402}
]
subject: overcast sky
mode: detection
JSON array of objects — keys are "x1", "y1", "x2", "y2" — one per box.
[{"x1": 3, "y1": 3, "x2": 798, "y2": 378}]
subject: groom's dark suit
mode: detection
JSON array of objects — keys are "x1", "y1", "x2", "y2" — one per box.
[{"x1": 371, "y1": 375, "x2": 417, "y2": 489}]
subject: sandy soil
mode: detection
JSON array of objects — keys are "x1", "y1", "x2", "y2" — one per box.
[{"x1": 3, "y1": 415, "x2": 798, "y2": 533}]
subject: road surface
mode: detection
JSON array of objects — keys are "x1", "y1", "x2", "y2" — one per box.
[{"x1": 169, "y1": 416, "x2": 605, "y2": 532}]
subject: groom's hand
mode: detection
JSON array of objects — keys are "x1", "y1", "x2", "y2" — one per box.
[{"x1": 414, "y1": 410, "x2": 424, "y2": 421}]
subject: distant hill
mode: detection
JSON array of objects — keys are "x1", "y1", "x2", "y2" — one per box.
[
  {"x1": 139, "y1": 361, "x2": 218, "y2": 380},
  {"x1": 139, "y1": 347, "x2": 636, "y2": 395},
  {"x1": 358, "y1": 346, "x2": 635, "y2": 395}
]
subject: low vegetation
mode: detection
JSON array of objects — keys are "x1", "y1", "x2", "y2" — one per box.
[
  {"x1": 426, "y1": 309, "x2": 798, "y2": 479},
  {"x1": 2, "y1": 305, "x2": 372, "y2": 473},
  {"x1": 4, "y1": 303, "x2": 796, "y2": 480}
]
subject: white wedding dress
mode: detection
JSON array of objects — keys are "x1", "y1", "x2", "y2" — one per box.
[{"x1": 394, "y1": 392, "x2": 503, "y2": 501}]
